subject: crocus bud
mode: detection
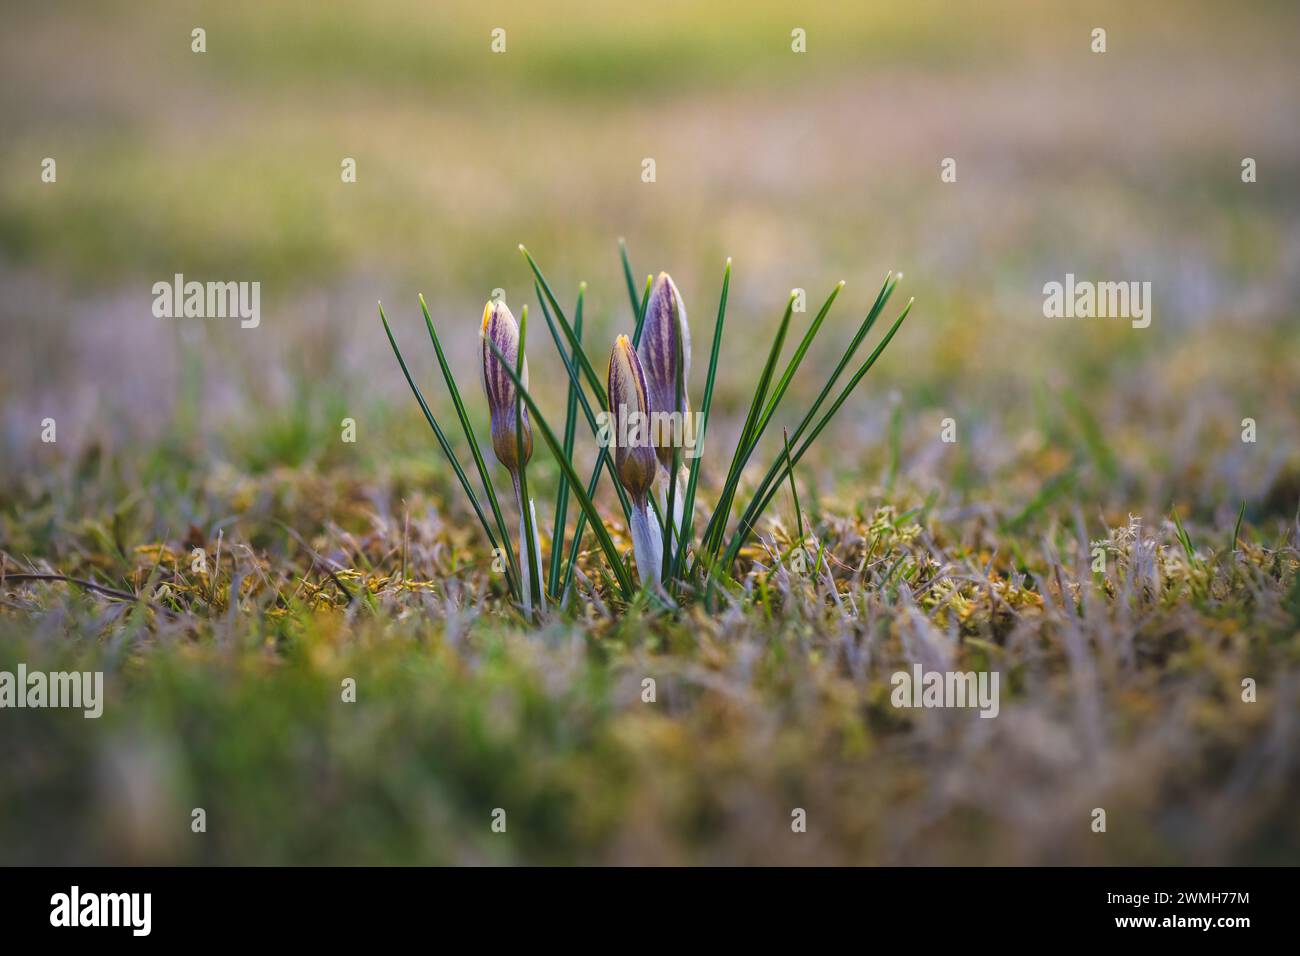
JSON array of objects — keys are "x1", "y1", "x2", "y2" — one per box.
[
  {"x1": 638, "y1": 272, "x2": 691, "y2": 471},
  {"x1": 480, "y1": 299, "x2": 532, "y2": 472},
  {"x1": 608, "y1": 334, "x2": 657, "y2": 507}
]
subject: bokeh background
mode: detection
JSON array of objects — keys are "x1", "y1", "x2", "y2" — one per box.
[
  {"x1": 1, "y1": 1, "x2": 1298, "y2": 864},
  {"x1": 4, "y1": 0, "x2": 1297, "y2": 508}
]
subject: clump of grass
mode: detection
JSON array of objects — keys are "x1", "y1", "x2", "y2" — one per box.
[{"x1": 380, "y1": 241, "x2": 913, "y2": 617}]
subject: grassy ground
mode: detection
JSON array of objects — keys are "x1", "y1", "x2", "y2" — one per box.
[
  {"x1": 2, "y1": 1, "x2": 1299, "y2": 864},
  {"x1": 2, "y1": 433, "x2": 1298, "y2": 865}
]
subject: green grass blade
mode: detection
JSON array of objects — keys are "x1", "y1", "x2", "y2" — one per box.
[
  {"x1": 1171, "y1": 505, "x2": 1198, "y2": 567},
  {"x1": 514, "y1": 305, "x2": 543, "y2": 611},
  {"x1": 548, "y1": 284, "x2": 585, "y2": 599},
  {"x1": 525, "y1": 252, "x2": 667, "y2": 540},
  {"x1": 1063, "y1": 388, "x2": 1119, "y2": 482},
  {"x1": 1231, "y1": 499, "x2": 1246, "y2": 555},
  {"x1": 697, "y1": 271, "x2": 900, "y2": 574},
  {"x1": 887, "y1": 397, "x2": 903, "y2": 491},
  {"x1": 671, "y1": 257, "x2": 731, "y2": 584},
  {"x1": 756, "y1": 281, "x2": 845, "y2": 432},
  {"x1": 701, "y1": 292, "x2": 797, "y2": 560},
  {"x1": 378, "y1": 303, "x2": 517, "y2": 600},
  {"x1": 559, "y1": 448, "x2": 614, "y2": 606},
  {"x1": 535, "y1": 280, "x2": 636, "y2": 524},
  {"x1": 619, "y1": 238, "x2": 640, "y2": 320},
  {"x1": 486, "y1": 338, "x2": 636, "y2": 601},
  {"x1": 661, "y1": 292, "x2": 686, "y2": 587},
  {"x1": 559, "y1": 273, "x2": 654, "y2": 603},
  {"x1": 718, "y1": 299, "x2": 913, "y2": 572},
  {"x1": 700, "y1": 280, "x2": 843, "y2": 560},
  {"x1": 760, "y1": 272, "x2": 899, "y2": 482},
  {"x1": 630, "y1": 275, "x2": 654, "y2": 346},
  {"x1": 523, "y1": 250, "x2": 664, "y2": 542},
  {"x1": 417, "y1": 293, "x2": 519, "y2": 597},
  {"x1": 783, "y1": 427, "x2": 804, "y2": 544},
  {"x1": 1001, "y1": 470, "x2": 1075, "y2": 534},
  {"x1": 519, "y1": 245, "x2": 607, "y2": 406},
  {"x1": 522, "y1": 245, "x2": 666, "y2": 548}
]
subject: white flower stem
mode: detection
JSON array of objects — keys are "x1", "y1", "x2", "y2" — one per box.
[
  {"x1": 661, "y1": 467, "x2": 688, "y2": 540},
  {"x1": 513, "y1": 478, "x2": 543, "y2": 616},
  {"x1": 630, "y1": 499, "x2": 663, "y2": 588},
  {"x1": 528, "y1": 498, "x2": 543, "y2": 593}
]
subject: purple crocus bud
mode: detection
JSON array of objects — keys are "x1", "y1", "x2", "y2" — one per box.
[
  {"x1": 637, "y1": 272, "x2": 691, "y2": 471},
  {"x1": 480, "y1": 299, "x2": 532, "y2": 473},
  {"x1": 607, "y1": 334, "x2": 657, "y2": 507}
]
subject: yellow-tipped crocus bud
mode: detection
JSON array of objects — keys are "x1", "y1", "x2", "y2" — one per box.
[
  {"x1": 637, "y1": 272, "x2": 691, "y2": 471},
  {"x1": 608, "y1": 335, "x2": 657, "y2": 507},
  {"x1": 480, "y1": 299, "x2": 532, "y2": 472}
]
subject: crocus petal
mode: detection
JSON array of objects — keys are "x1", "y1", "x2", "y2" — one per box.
[
  {"x1": 480, "y1": 299, "x2": 532, "y2": 471},
  {"x1": 608, "y1": 334, "x2": 657, "y2": 504},
  {"x1": 637, "y1": 272, "x2": 691, "y2": 470}
]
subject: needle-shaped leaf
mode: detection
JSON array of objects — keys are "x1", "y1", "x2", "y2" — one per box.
[
  {"x1": 549, "y1": 284, "x2": 585, "y2": 599},
  {"x1": 534, "y1": 281, "x2": 635, "y2": 525},
  {"x1": 700, "y1": 280, "x2": 844, "y2": 565},
  {"x1": 418, "y1": 293, "x2": 519, "y2": 597},
  {"x1": 379, "y1": 303, "x2": 517, "y2": 599},
  {"x1": 783, "y1": 427, "x2": 804, "y2": 545},
  {"x1": 754, "y1": 281, "x2": 845, "y2": 446},
  {"x1": 717, "y1": 299, "x2": 913, "y2": 572},
  {"x1": 514, "y1": 305, "x2": 543, "y2": 611},
  {"x1": 700, "y1": 292, "x2": 797, "y2": 561},
  {"x1": 695, "y1": 270, "x2": 900, "y2": 577},
  {"x1": 558, "y1": 272, "x2": 654, "y2": 603},
  {"x1": 619, "y1": 238, "x2": 640, "y2": 320},
  {"x1": 661, "y1": 300, "x2": 685, "y2": 587},
  {"x1": 520, "y1": 245, "x2": 608, "y2": 406},
  {"x1": 486, "y1": 338, "x2": 636, "y2": 601},
  {"x1": 523, "y1": 248, "x2": 665, "y2": 532},
  {"x1": 671, "y1": 257, "x2": 731, "y2": 585}
]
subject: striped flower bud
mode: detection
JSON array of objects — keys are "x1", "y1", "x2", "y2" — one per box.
[
  {"x1": 480, "y1": 299, "x2": 532, "y2": 473},
  {"x1": 607, "y1": 335, "x2": 657, "y2": 507},
  {"x1": 638, "y1": 272, "x2": 691, "y2": 471},
  {"x1": 609, "y1": 334, "x2": 662, "y2": 585}
]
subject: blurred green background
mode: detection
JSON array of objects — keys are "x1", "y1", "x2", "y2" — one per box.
[
  {"x1": 1, "y1": 1, "x2": 1298, "y2": 865},
  {"x1": 3, "y1": 0, "x2": 1297, "y2": 518}
]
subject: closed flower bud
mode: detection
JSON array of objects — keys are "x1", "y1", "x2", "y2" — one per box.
[
  {"x1": 480, "y1": 299, "x2": 532, "y2": 472},
  {"x1": 608, "y1": 335, "x2": 657, "y2": 506},
  {"x1": 638, "y1": 272, "x2": 691, "y2": 471}
]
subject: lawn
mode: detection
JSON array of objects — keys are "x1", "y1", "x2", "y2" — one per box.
[{"x1": 1, "y1": 0, "x2": 1298, "y2": 865}]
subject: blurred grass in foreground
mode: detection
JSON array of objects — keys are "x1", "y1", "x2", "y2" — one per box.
[{"x1": 1, "y1": 0, "x2": 1299, "y2": 865}]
